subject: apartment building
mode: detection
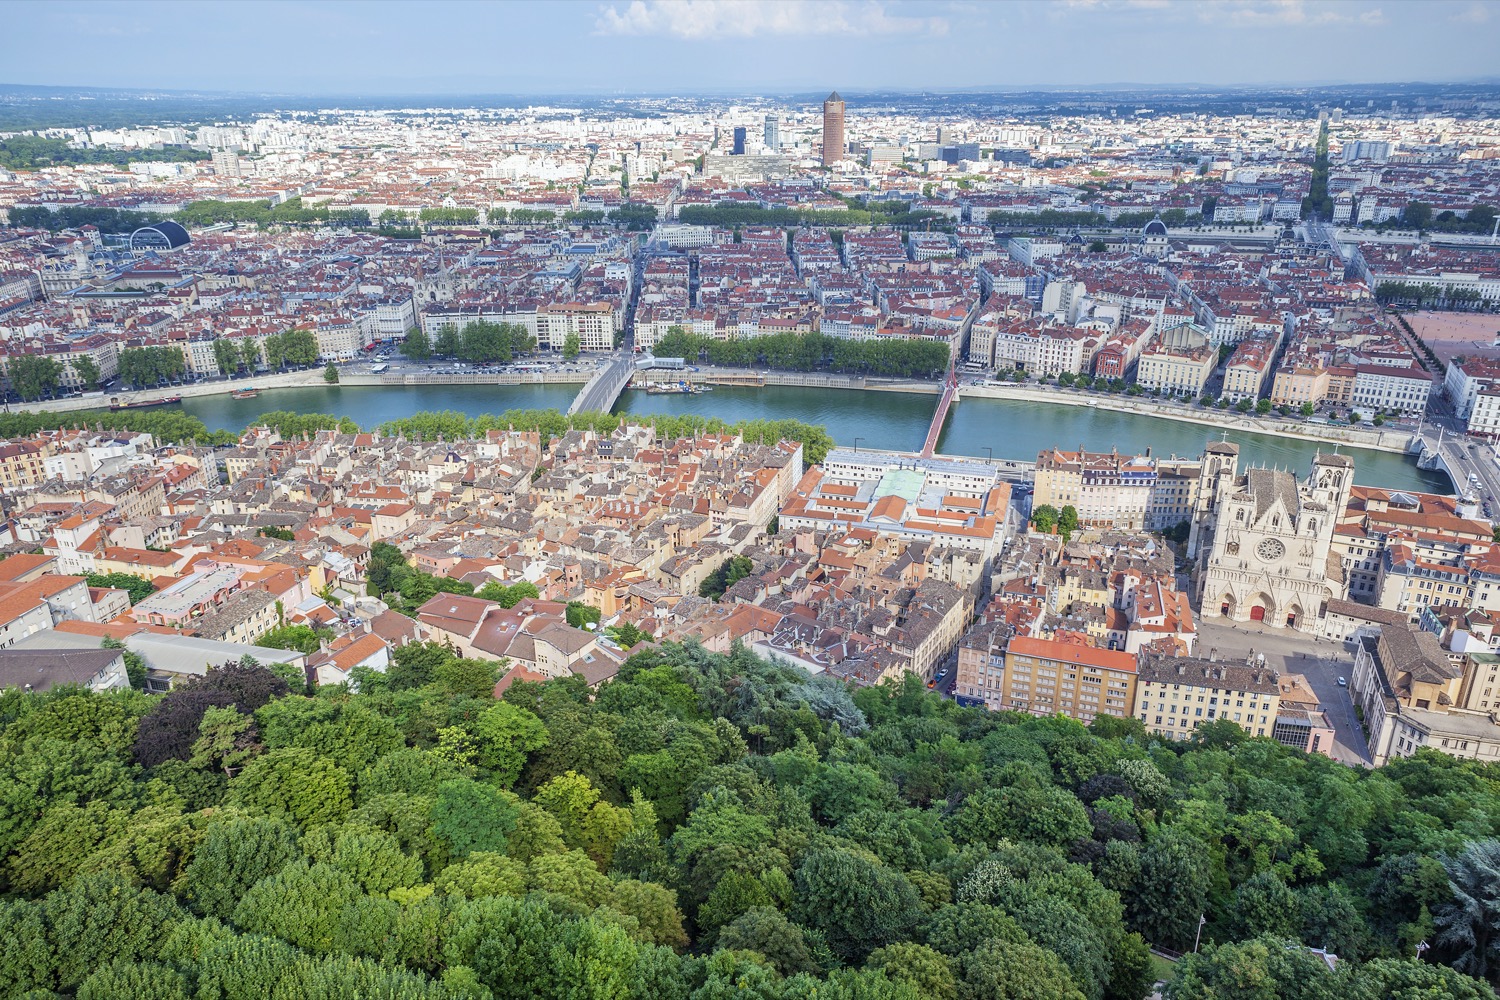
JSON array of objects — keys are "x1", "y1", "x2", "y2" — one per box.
[
  {"x1": 1001, "y1": 635, "x2": 1138, "y2": 723},
  {"x1": 0, "y1": 442, "x2": 50, "y2": 491},
  {"x1": 537, "y1": 302, "x2": 617, "y2": 352},
  {"x1": 1134, "y1": 322, "x2": 1217, "y2": 396},
  {"x1": 1350, "y1": 363, "x2": 1431, "y2": 416},
  {"x1": 1148, "y1": 458, "x2": 1203, "y2": 532},
  {"x1": 1353, "y1": 623, "x2": 1500, "y2": 765},
  {"x1": 1444, "y1": 356, "x2": 1500, "y2": 424},
  {"x1": 1033, "y1": 448, "x2": 1157, "y2": 531},
  {"x1": 1270, "y1": 364, "x2": 1330, "y2": 408},
  {"x1": 1221, "y1": 336, "x2": 1278, "y2": 403},
  {"x1": 1135, "y1": 653, "x2": 1281, "y2": 740},
  {"x1": 1328, "y1": 486, "x2": 1497, "y2": 616},
  {"x1": 1034, "y1": 447, "x2": 1205, "y2": 533}
]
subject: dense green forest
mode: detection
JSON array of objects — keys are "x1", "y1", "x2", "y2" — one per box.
[
  {"x1": 0, "y1": 641, "x2": 1497, "y2": 1000},
  {"x1": 0, "y1": 135, "x2": 209, "y2": 171}
]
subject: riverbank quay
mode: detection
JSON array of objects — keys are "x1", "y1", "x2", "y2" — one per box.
[
  {"x1": 960, "y1": 383, "x2": 1415, "y2": 456},
  {"x1": 9, "y1": 368, "x2": 330, "y2": 415},
  {"x1": 342, "y1": 371, "x2": 590, "y2": 388}
]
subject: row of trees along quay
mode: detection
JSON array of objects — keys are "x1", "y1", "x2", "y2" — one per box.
[
  {"x1": 0, "y1": 406, "x2": 839, "y2": 463},
  {"x1": 399, "y1": 321, "x2": 539, "y2": 364},
  {"x1": 650, "y1": 328, "x2": 952, "y2": 379},
  {"x1": 6, "y1": 198, "x2": 662, "y2": 234},
  {"x1": 4, "y1": 331, "x2": 328, "y2": 403},
  {"x1": 0, "y1": 644, "x2": 1499, "y2": 999}
]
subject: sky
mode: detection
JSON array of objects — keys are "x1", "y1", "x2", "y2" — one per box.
[{"x1": 7, "y1": 0, "x2": 1500, "y2": 96}]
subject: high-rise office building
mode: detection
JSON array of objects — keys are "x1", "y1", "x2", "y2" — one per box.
[
  {"x1": 822, "y1": 91, "x2": 845, "y2": 167},
  {"x1": 732, "y1": 127, "x2": 746, "y2": 156},
  {"x1": 764, "y1": 114, "x2": 779, "y2": 152}
]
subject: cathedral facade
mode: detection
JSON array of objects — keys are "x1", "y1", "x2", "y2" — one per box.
[{"x1": 1193, "y1": 446, "x2": 1351, "y2": 634}]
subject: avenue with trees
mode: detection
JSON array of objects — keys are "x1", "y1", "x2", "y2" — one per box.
[
  {"x1": 7, "y1": 355, "x2": 62, "y2": 401},
  {"x1": 260, "y1": 329, "x2": 320, "y2": 370},
  {"x1": 0, "y1": 641, "x2": 1497, "y2": 999},
  {"x1": 1302, "y1": 121, "x2": 1333, "y2": 220},
  {"x1": 117, "y1": 346, "x2": 187, "y2": 389},
  {"x1": 416, "y1": 321, "x2": 537, "y2": 365}
]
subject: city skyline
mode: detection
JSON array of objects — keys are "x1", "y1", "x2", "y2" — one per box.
[{"x1": 6, "y1": 0, "x2": 1500, "y2": 97}]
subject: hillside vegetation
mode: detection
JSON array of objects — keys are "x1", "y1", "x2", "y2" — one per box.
[{"x1": 0, "y1": 640, "x2": 1497, "y2": 1000}]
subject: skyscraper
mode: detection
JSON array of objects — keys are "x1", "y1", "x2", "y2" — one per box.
[
  {"x1": 821, "y1": 91, "x2": 845, "y2": 167},
  {"x1": 732, "y1": 127, "x2": 746, "y2": 156},
  {"x1": 763, "y1": 114, "x2": 779, "y2": 152}
]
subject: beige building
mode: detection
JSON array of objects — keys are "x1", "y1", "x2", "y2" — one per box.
[
  {"x1": 1221, "y1": 336, "x2": 1278, "y2": 403},
  {"x1": 1001, "y1": 636, "x2": 1138, "y2": 724},
  {"x1": 1270, "y1": 364, "x2": 1329, "y2": 407},
  {"x1": 957, "y1": 621, "x2": 1012, "y2": 711},
  {"x1": 536, "y1": 302, "x2": 616, "y2": 352},
  {"x1": 1135, "y1": 341, "x2": 1218, "y2": 396},
  {"x1": 1135, "y1": 653, "x2": 1282, "y2": 739},
  {"x1": 1033, "y1": 448, "x2": 1157, "y2": 531},
  {"x1": 1149, "y1": 458, "x2": 1203, "y2": 532},
  {"x1": 0, "y1": 442, "x2": 49, "y2": 491},
  {"x1": 1033, "y1": 448, "x2": 1206, "y2": 534},
  {"x1": 1353, "y1": 624, "x2": 1500, "y2": 765}
]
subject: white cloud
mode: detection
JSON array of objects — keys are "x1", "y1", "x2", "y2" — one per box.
[
  {"x1": 1058, "y1": 0, "x2": 1385, "y2": 26},
  {"x1": 1195, "y1": 0, "x2": 1385, "y2": 26},
  {"x1": 594, "y1": 0, "x2": 948, "y2": 39},
  {"x1": 1451, "y1": 2, "x2": 1489, "y2": 22}
]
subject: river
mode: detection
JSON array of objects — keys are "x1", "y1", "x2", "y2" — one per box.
[{"x1": 181, "y1": 381, "x2": 1450, "y2": 493}]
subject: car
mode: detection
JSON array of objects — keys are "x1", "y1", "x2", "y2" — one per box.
[
  {"x1": 928, "y1": 669, "x2": 949, "y2": 689},
  {"x1": 1337, "y1": 676, "x2": 1347, "y2": 687}
]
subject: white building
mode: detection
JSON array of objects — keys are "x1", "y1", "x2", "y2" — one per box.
[{"x1": 1350, "y1": 363, "x2": 1432, "y2": 416}]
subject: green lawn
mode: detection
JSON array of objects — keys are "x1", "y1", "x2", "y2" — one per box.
[{"x1": 1149, "y1": 953, "x2": 1177, "y2": 983}]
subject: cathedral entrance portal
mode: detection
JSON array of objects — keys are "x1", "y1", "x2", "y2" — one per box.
[{"x1": 1250, "y1": 605, "x2": 1266, "y2": 622}]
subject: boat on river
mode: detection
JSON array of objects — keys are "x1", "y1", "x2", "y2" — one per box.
[
  {"x1": 645, "y1": 381, "x2": 703, "y2": 395},
  {"x1": 109, "y1": 395, "x2": 182, "y2": 411}
]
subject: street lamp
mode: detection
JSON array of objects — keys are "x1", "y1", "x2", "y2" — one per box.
[
  {"x1": 853, "y1": 436, "x2": 863, "y2": 453},
  {"x1": 1194, "y1": 914, "x2": 1207, "y2": 953},
  {"x1": 983, "y1": 446, "x2": 993, "y2": 462},
  {"x1": 1416, "y1": 940, "x2": 1430, "y2": 962}
]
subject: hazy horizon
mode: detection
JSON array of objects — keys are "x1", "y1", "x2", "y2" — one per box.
[{"x1": 8, "y1": 0, "x2": 1500, "y2": 97}]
